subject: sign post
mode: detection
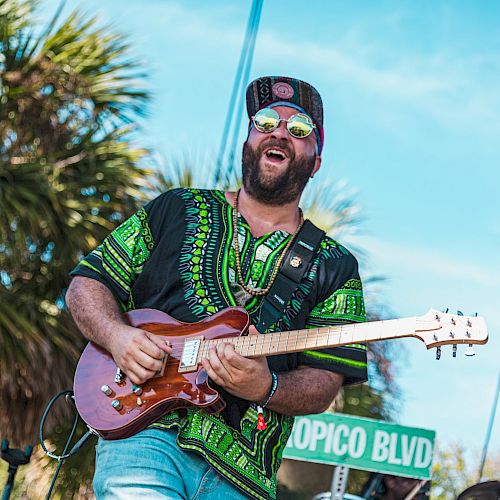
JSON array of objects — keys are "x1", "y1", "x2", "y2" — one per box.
[
  {"x1": 330, "y1": 465, "x2": 349, "y2": 499},
  {"x1": 284, "y1": 413, "x2": 435, "y2": 482}
]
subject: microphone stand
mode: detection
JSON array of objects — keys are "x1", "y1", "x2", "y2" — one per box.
[{"x1": 1, "y1": 439, "x2": 33, "y2": 500}]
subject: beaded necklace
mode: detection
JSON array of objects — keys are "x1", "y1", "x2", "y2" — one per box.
[{"x1": 231, "y1": 189, "x2": 303, "y2": 305}]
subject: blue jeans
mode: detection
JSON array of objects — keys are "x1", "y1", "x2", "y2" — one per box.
[{"x1": 93, "y1": 428, "x2": 249, "y2": 499}]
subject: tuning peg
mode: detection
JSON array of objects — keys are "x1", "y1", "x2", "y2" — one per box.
[
  {"x1": 436, "y1": 346, "x2": 441, "y2": 360},
  {"x1": 452, "y1": 344, "x2": 457, "y2": 357},
  {"x1": 443, "y1": 308, "x2": 449, "y2": 313},
  {"x1": 457, "y1": 310, "x2": 463, "y2": 316},
  {"x1": 465, "y1": 345, "x2": 475, "y2": 357}
]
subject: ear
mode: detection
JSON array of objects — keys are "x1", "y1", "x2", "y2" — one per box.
[{"x1": 310, "y1": 155, "x2": 322, "y2": 178}]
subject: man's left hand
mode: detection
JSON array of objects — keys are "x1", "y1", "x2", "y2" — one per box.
[{"x1": 202, "y1": 325, "x2": 272, "y2": 402}]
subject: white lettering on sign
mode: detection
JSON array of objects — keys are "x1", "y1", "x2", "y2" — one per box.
[
  {"x1": 415, "y1": 438, "x2": 433, "y2": 468},
  {"x1": 287, "y1": 416, "x2": 433, "y2": 475},
  {"x1": 310, "y1": 420, "x2": 328, "y2": 452},
  {"x1": 332, "y1": 424, "x2": 349, "y2": 455},
  {"x1": 284, "y1": 416, "x2": 435, "y2": 479},
  {"x1": 401, "y1": 435, "x2": 418, "y2": 466},
  {"x1": 389, "y1": 432, "x2": 402, "y2": 465},
  {"x1": 324, "y1": 423, "x2": 336, "y2": 453},
  {"x1": 294, "y1": 418, "x2": 312, "y2": 450},
  {"x1": 348, "y1": 426, "x2": 366, "y2": 459},
  {"x1": 290, "y1": 421, "x2": 368, "y2": 459},
  {"x1": 371, "y1": 431, "x2": 434, "y2": 468},
  {"x1": 372, "y1": 430, "x2": 390, "y2": 462}
]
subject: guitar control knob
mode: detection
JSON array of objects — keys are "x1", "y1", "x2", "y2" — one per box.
[
  {"x1": 132, "y1": 384, "x2": 143, "y2": 396},
  {"x1": 115, "y1": 368, "x2": 124, "y2": 384},
  {"x1": 101, "y1": 385, "x2": 113, "y2": 396},
  {"x1": 111, "y1": 399, "x2": 123, "y2": 411}
]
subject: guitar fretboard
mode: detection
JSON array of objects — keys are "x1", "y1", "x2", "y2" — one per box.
[{"x1": 199, "y1": 317, "x2": 418, "y2": 359}]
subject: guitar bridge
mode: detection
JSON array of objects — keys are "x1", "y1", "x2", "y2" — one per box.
[
  {"x1": 152, "y1": 353, "x2": 169, "y2": 378},
  {"x1": 178, "y1": 336, "x2": 203, "y2": 373}
]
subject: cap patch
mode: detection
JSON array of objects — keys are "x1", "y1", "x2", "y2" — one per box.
[{"x1": 272, "y1": 82, "x2": 294, "y2": 100}]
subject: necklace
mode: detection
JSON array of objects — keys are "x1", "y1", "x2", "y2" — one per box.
[{"x1": 231, "y1": 189, "x2": 303, "y2": 305}]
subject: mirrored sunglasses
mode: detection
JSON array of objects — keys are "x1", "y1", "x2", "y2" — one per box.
[{"x1": 251, "y1": 108, "x2": 316, "y2": 139}]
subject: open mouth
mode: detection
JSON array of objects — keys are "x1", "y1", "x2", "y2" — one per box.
[{"x1": 263, "y1": 147, "x2": 288, "y2": 163}]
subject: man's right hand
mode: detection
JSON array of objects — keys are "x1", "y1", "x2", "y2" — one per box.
[{"x1": 108, "y1": 325, "x2": 173, "y2": 385}]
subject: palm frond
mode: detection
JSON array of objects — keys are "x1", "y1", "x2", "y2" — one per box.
[{"x1": 0, "y1": 0, "x2": 152, "y2": 450}]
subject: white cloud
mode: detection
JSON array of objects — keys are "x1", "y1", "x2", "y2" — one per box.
[
  {"x1": 144, "y1": 2, "x2": 500, "y2": 134},
  {"x1": 350, "y1": 235, "x2": 499, "y2": 286}
]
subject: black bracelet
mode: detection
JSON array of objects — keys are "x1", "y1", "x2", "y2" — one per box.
[{"x1": 261, "y1": 371, "x2": 279, "y2": 409}]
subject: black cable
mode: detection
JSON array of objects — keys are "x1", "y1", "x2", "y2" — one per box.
[{"x1": 39, "y1": 390, "x2": 95, "y2": 499}]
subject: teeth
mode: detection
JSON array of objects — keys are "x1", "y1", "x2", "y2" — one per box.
[{"x1": 266, "y1": 149, "x2": 286, "y2": 159}]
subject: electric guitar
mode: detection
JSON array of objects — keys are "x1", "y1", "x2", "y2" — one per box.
[{"x1": 73, "y1": 307, "x2": 488, "y2": 440}]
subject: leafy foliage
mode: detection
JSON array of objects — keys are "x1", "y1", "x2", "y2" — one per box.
[
  {"x1": 0, "y1": 0, "x2": 151, "y2": 446},
  {"x1": 431, "y1": 442, "x2": 500, "y2": 499}
]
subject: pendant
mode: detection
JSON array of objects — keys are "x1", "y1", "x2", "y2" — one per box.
[{"x1": 230, "y1": 283, "x2": 253, "y2": 307}]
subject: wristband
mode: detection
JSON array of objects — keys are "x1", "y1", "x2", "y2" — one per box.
[
  {"x1": 261, "y1": 370, "x2": 279, "y2": 408},
  {"x1": 255, "y1": 371, "x2": 279, "y2": 431}
]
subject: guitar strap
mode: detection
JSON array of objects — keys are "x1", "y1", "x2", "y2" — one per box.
[
  {"x1": 256, "y1": 219, "x2": 325, "y2": 333},
  {"x1": 220, "y1": 220, "x2": 325, "y2": 430}
]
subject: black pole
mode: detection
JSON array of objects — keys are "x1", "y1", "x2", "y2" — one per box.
[{"x1": 2, "y1": 466, "x2": 16, "y2": 500}]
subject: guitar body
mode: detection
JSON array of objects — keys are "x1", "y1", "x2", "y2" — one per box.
[{"x1": 73, "y1": 307, "x2": 250, "y2": 440}]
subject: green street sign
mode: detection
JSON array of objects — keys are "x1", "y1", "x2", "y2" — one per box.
[{"x1": 283, "y1": 413, "x2": 435, "y2": 480}]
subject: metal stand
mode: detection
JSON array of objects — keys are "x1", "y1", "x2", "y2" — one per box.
[
  {"x1": 1, "y1": 439, "x2": 33, "y2": 500},
  {"x1": 330, "y1": 465, "x2": 350, "y2": 500}
]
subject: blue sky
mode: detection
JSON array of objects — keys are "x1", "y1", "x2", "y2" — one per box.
[{"x1": 47, "y1": 0, "x2": 499, "y2": 469}]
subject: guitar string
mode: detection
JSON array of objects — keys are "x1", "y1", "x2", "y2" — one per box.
[
  {"x1": 147, "y1": 319, "x2": 379, "y2": 357},
  {"x1": 152, "y1": 329, "x2": 336, "y2": 356},
  {"x1": 136, "y1": 317, "x2": 453, "y2": 369},
  {"x1": 135, "y1": 327, "x2": 351, "y2": 370},
  {"x1": 151, "y1": 319, "x2": 399, "y2": 359},
  {"x1": 120, "y1": 321, "x2": 463, "y2": 374}
]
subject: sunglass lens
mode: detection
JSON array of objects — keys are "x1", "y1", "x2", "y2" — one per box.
[
  {"x1": 253, "y1": 108, "x2": 279, "y2": 132},
  {"x1": 287, "y1": 113, "x2": 313, "y2": 138}
]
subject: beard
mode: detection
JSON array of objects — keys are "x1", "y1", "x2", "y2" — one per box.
[{"x1": 241, "y1": 139, "x2": 316, "y2": 206}]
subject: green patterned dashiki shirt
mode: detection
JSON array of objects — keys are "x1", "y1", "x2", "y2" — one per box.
[{"x1": 70, "y1": 188, "x2": 367, "y2": 500}]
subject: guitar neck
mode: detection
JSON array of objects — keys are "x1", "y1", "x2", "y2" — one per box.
[{"x1": 201, "y1": 317, "x2": 418, "y2": 359}]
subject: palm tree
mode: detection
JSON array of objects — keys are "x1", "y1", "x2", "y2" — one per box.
[{"x1": 0, "y1": 0, "x2": 151, "y2": 449}]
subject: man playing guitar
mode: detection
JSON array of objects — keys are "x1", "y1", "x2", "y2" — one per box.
[{"x1": 66, "y1": 76, "x2": 368, "y2": 499}]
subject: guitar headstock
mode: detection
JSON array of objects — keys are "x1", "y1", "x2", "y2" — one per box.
[{"x1": 416, "y1": 309, "x2": 488, "y2": 357}]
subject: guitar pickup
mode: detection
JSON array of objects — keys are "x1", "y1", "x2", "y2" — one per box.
[{"x1": 178, "y1": 336, "x2": 203, "y2": 373}]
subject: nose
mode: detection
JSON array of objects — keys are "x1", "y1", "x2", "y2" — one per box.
[{"x1": 270, "y1": 119, "x2": 289, "y2": 141}]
